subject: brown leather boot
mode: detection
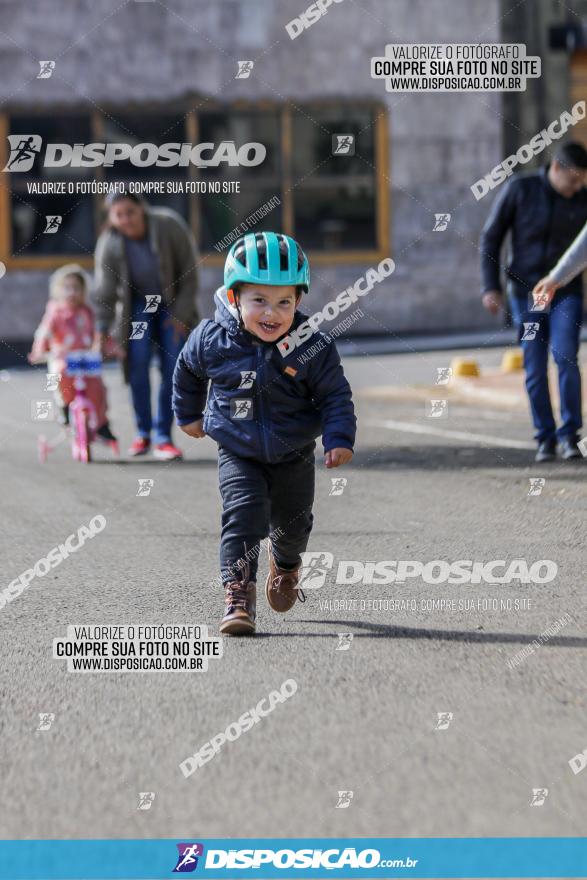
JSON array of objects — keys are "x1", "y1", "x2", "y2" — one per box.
[
  {"x1": 220, "y1": 563, "x2": 256, "y2": 635},
  {"x1": 265, "y1": 543, "x2": 306, "y2": 613}
]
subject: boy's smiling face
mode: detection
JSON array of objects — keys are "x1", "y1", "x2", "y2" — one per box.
[{"x1": 236, "y1": 283, "x2": 301, "y2": 342}]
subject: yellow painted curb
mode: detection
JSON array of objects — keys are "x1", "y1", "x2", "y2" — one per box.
[
  {"x1": 450, "y1": 358, "x2": 480, "y2": 377},
  {"x1": 501, "y1": 349, "x2": 524, "y2": 373}
]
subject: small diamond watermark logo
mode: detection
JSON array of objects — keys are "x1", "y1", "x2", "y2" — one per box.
[
  {"x1": 32, "y1": 400, "x2": 54, "y2": 421},
  {"x1": 427, "y1": 399, "x2": 448, "y2": 419},
  {"x1": 528, "y1": 478, "x2": 545, "y2": 497},
  {"x1": 336, "y1": 633, "x2": 354, "y2": 652},
  {"x1": 45, "y1": 373, "x2": 60, "y2": 391},
  {"x1": 36, "y1": 713, "x2": 55, "y2": 731},
  {"x1": 530, "y1": 788, "x2": 548, "y2": 806},
  {"x1": 238, "y1": 371, "x2": 256, "y2": 389},
  {"x1": 37, "y1": 60, "x2": 56, "y2": 79},
  {"x1": 235, "y1": 60, "x2": 254, "y2": 79},
  {"x1": 130, "y1": 322, "x2": 148, "y2": 340},
  {"x1": 522, "y1": 322, "x2": 540, "y2": 341},
  {"x1": 329, "y1": 477, "x2": 347, "y2": 496},
  {"x1": 435, "y1": 367, "x2": 452, "y2": 385},
  {"x1": 136, "y1": 479, "x2": 154, "y2": 497},
  {"x1": 332, "y1": 134, "x2": 355, "y2": 156},
  {"x1": 143, "y1": 295, "x2": 161, "y2": 313},
  {"x1": 531, "y1": 292, "x2": 550, "y2": 313},
  {"x1": 44, "y1": 215, "x2": 62, "y2": 233},
  {"x1": 433, "y1": 213, "x2": 451, "y2": 231},
  {"x1": 335, "y1": 790, "x2": 354, "y2": 809},
  {"x1": 137, "y1": 791, "x2": 156, "y2": 810},
  {"x1": 230, "y1": 399, "x2": 253, "y2": 420},
  {"x1": 435, "y1": 712, "x2": 453, "y2": 730}
]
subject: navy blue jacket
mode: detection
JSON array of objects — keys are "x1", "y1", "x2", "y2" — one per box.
[
  {"x1": 480, "y1": 166, "x2": 587, "y2": 297},
  {"x1": 172, "y1": 287, "x2": 356, "y2": 463}
]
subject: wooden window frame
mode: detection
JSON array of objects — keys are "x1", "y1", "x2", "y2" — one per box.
[{"x1": 0, "y1": 101, "x2": 390, "y2": 271}]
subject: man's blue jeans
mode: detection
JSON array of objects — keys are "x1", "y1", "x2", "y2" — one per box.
[
  {"x1": 509, "y1": 292, "x2": 583, "y2": 443},
  {"x1": 127, "y1": 298, "x2": 187, "y2": 444}
]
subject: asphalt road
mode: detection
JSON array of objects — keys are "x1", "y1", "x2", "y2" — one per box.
[{"x1": 0, "y1": 349, "x2": 586, "y2": 842}]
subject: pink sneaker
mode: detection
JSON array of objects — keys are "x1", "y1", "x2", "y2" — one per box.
[
  {"x1": 128, "y1": 437, "x2": 151, "y2": 457},
  {"x1": 154, "y1": 441, "x2": 183, "y2": 461}
]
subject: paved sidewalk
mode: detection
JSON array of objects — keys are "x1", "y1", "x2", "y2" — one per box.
[{"x1": 360, "y1": 348, "x2": 587, "y2": 414}]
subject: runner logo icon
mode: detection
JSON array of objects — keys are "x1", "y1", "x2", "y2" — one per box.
[
  {"x1": 238, "y1": 371, "x2": 256, "y2": 389},
  {"x1": 143, "y1": 294, "x2": 161, "y2": 313},
  {"x1": 332, "y1": 134, "x2": 355, "y2": 155},
  {"x1": 299, "y1": 551, "x2": 334, "y2": 589},
  {"x1": 522, "y1": 322, "x2": 540, "y2": 341},
  {"x1": 4, "y1": 134, "x2": 42, "y2": 171},
  {"x1": 433, "y1": 213, "x2": 451, "y2": 231},
  {"x1": 173, "y1": 842, "x2": 204, "y2": 872}
]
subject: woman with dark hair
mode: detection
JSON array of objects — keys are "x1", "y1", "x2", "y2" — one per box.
[{"x1": 92, "y1": 192, "x2": 199, "y2": 460}]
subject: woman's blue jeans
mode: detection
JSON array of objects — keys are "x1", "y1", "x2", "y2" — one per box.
[{"x1": 127, "y1": 297, "x2": 187, "y2": 444}]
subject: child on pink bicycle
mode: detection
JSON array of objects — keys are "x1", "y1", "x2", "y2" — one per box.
[{"x1": 29, "y1": 263, "x2": 118, "y2": 444}]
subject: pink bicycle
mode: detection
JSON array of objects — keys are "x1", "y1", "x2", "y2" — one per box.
[{"x1": 38, "y1": 351, "x2": 119, "y2": 464}]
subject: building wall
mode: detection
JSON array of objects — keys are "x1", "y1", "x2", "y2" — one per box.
[
  {"x1": 501, "y1": 0, "x2": 587, "y2": 156},
  {"x1": 0, "y1": 0, "x2": 515, "y2": 345}
]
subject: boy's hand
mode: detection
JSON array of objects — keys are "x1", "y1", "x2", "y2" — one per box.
[
  {"x1": 325, "y1": 448, "x2": 353, "y2": 468},
  {"x1": 179, "y1": 418, "x2": 206, "y2": 438}
]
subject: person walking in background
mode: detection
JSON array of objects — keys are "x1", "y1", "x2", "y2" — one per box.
[
  {"x1": 92, "y1": 191, "x2": 199, "y2": 460},
  {"x1": 480, "y1": 142, "x2": 587, "y2": 462}
]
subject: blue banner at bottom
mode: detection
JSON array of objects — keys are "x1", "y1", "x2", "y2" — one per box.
[{"x1": 0, "y1": 838, "x2": 586, "y2": 879}]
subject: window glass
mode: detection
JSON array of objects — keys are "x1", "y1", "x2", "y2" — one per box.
[
  {"x1": 101, "y1": 114, "x2": 189, "y2": 219},
  {"x1": 5, "y1": 105, "x2": 383, "y2": 261},
  {"x1": 9, "y1": 115, "x2": 95, "y2": 255},
  {"x1": 198, "y1": 111, "x2": 281, "y2": 250},
  {"x1": 291, "y1": 107, "x2": 377, "y2": 250}
]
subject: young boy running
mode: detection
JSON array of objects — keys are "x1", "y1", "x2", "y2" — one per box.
[{"x1": 172, "y1": 232, "x2": 356, "y2": 635}]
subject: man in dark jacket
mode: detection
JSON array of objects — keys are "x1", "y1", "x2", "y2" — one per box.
[
  {"x1": 172, "y1": 232, "x2": 356, "y2": 636},
  {"x1": 480, "y1": 142, "x2": 587, "y2": 461}
]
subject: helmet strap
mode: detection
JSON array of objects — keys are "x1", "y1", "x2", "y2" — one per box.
[{"x1": 227, "y1": 288, "x2": 244, "y2": 328}]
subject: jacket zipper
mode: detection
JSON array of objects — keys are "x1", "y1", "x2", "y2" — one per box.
[{"x1": 256, "y1": 345, "x2": 271, "y2": 461}]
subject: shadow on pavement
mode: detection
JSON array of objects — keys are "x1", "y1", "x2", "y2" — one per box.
[
  {"x1": 253, "y1": 618, "x2": 587, "y2": 648},
  {"x1": 348, "y1": 445, "x2": 587, "y2": 472},
  {"x1": 90, "y1": 458, "x2": 218, "y2": 468}
]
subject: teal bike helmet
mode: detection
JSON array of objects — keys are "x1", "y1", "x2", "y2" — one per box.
[{"x1": 224, "y1": 232, "x2": 310, "y2": 294}]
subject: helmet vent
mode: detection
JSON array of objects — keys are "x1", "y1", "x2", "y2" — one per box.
[
  {"x1": 295, "y1": 244, "x2": 305, "y2": 271},
  {"x1": 277, "y1": 234, "x2": 289, "y2": 272},
  {"x1": 257, "y1": 239, "x2": 268, "y2": 270},
  {"x1": 232, "y1": 241, "x2": 247, "y2": 267}
]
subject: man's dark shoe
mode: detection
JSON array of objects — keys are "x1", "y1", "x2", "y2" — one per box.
[
  {"x1": 559, "y1": 436, "x2": 582, "y2": 461},
  {"x1": 220, "y1": 563, "x2": 256, "y2": 635},
  {"x1": 535, "y1": 439, "x2": 556, "y2": 463},
  {"x1": 265, "y1": 543, "x2": 306, "y2": 613}
]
